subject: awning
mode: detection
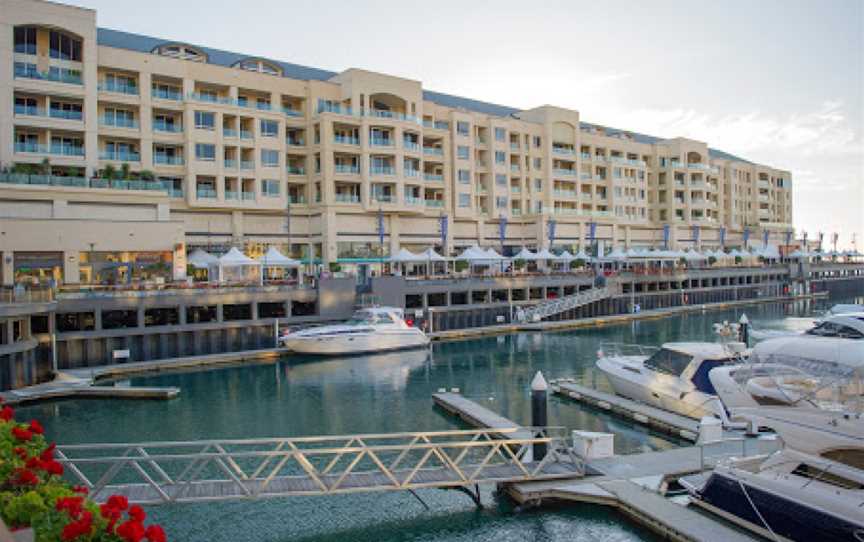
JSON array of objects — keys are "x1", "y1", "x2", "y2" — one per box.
[
  {"x1": 389, "y1": 248, "x2": 425, "y2": 263},
  {"x1": 218, "y1": 247, "x2": 261, "y2": 267},
  {"x1": 188, "y1": 249, "x2": 218, "y2": 269},
  {"x1": 260, "y1": 247, "x2": 301, "y2": 267}
]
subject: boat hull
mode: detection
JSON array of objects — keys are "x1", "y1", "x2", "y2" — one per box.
[
  {"x1": 282, "y1": 330, "x2": 429, "y2": 356},
  {"x1": 692, "y1": 472, "x2": 864, "y2": 542}
]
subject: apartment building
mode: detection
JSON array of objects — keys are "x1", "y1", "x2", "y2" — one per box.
[{"x1": 0, "y1": 0, "x2": 793, "y2": 286}]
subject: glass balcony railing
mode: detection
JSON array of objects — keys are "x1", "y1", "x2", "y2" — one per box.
[
  {"x1": 425, "y1": 199, "x2": 444, "y2": 208},
  {"x1": 14, "y1": 63, "x2": 82, "y2": 85},
  {"x1": 424, "y1": 173, "x2": 444, "y2": 182},
  {"x1": 152, "y1": 88, "x2": 183, "y2": 101},
  {"x1": 335, "y1": 193, "x2": 360, "y2": 203},
  {"x1": 0, "y1": 173, "x2": 179, "y2": 194},
  {"x1": 223, "y1": 159, "x2": 237, "y2": 169},
  {"x1": 240, "y1": 130, "x2": 254, "y2": 140},
  {"x1": 153, "y1": 121, "x2": 182, "y2": 133},
  {"x1": 223, "y1": 128, "x2": 238, "y2": 138},
  {"x1": 370, "y1": 166, "x2": 395, "y2": 176},
  {"x1": 14, "y1": 105, "x2": 42, "y2": 116},
  {"x1": 14, "y1": 142, "x2": 85, "y2": 156},
  {"x1": 372, "y1": 193, "x2": 394, "y2": 203},
  {"x1": 286, "y1": 195, "x2": 306, "y2": 204},
  {"x1": 225, "y1": 190, "x2": 239, "y2": 200},
  {"x1": 50, "y1": 108, "x2": 84, "y2": 121},
  {"x1": 403, "y1": 141, "x2": 420, "y2": 151},
  {"x1": 286, "y1": 166, "x2": 305, "y2": 175},
  {"x1": 404, "y1": 196, "x2": 423, "y2": 206},
  {"x1": 553, "y1": 147, "x2": 575, "y2": 155},
  {"x1": 100, "y1": 117, "x2": 139, "y2": 129},
  {"x1": 334, "y1": 164, "x2": 360, "y2": 174},
  {"x1": 100, "y1": 150, "x2": 140, "y2": 161},
  {"x1": 286, "y1": 139, "x2": 305, "y2": 147},
  {"x1": 553, "y1": 168, "x2": 576, "y2": 177},
  {"x1": 99, "y1": 82, "x2": 139, "y2": 95},
  {"x1": 404, "y1": 169, "x2": 420, "y2": 178},
  {"x1": 242, "y1": 191, "x2": 256, "y2": 201},
  {"x1": 334, "y1": 135, "x2": 359, "y2": 145},
  {"x1": 423, "y1": 147, "x2": 444, "y2": 156},
  {"x1": 240, "y1": 160, "x2": 255, "y2": 170},
  {"x1": 196, "y1": 187, "x2": 217, "y2": 199},
  {"x1": 51, "y1": 144, "x2": 84, "y2": 156},
  {"x1": 370, "y1": 137, "x2": 394, "y2": 147},
  {"x1": 154, "y1": 154, "x2": 184, "y2": 165},
  {"x1": 282, "y1": 107, "x2": 303, "y2": 117},
  {"x1": 187, "y1": 93, "x2": 233, "y2": 105}
]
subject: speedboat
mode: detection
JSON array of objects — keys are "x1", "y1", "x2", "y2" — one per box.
[
  {"x1": 750, "y1": 311, "x2": 864, "y2": 341},
  {"x1": 681, "y1": 407, "x2": 864, "y2": 542},
  {"x1": 596, "y1": 342, "x2": 747, "y2": 421},
  {"x1": 280, "y1": 306, "x2": 429, "y2": 355}
]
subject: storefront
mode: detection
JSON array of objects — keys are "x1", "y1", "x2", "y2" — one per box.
[
  {"x1": 13, "y1": 251, "x2": 64, "y2": 286},
  {"x1": 78, "y1": 251, "x2": 173, "y2": 285}
]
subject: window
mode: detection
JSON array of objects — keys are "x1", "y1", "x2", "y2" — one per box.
[
  {"x1": 14, "y1": 27, "x2": 37, "y2": 55},
  {"x1": 494, "y1": 127, "x2": 506, "y2": 142},
  {"x1": 534, "y1": 179, "x2": 542, "y2": 191},
  {"x1": 223, "y1": 304, "x2": 252, "y2": 321},
  {"x1": 535, "y1": 201, "x2": 543, "y2": 213},
  {"x1": 101, "y1": 310, "x2": 138, "y2": 330},
  {"x1": 194, "y1": 111, "x2": 215, "y2": 130},
  {"x1": 644, "y1": 348, "x2": 693, "y2": 377},
  {"x1": 496, "y1": 174, "x2": 507, "y2": 186},
  {"x1": 533, "y1": 158, "x2": 542, "y2": 169},
  {"x1": 456, "y1": 121, "x2": 470, "y2": 136},
  {"x1": 49, "y1": 30, "x2": 82, "y2": 61},
  {"x1": 496, "y1": 196, "x2": 508, "y2": 208},
  {"x1": 533, "y1": 136, "x2": 542, "y2": 148},
  {"x1": 458, "y1": 193, "x2": 471, "y2": 207},
  {"x1": 145, "y1": 308, "x2": 179, "y2": 327},
  {"x1": 495, "y1": 151, "x2": 506, "y2": 164},
  {"x1": 457, "y1": 169, "x2": 470, "y2": 184},
  {"x1": 262, "y1": 179, "x2": 280, "y2": 196},
  {"x1": 56, "y1": 312, "x2": 95, "y2": 332},
  {"x1": 457, "y1": 145, "x2": 470, "y2": 160},
  {"x1": 186, "y1": 305, "x2": 216, "y2": 323},
  {"x1": 261, "y1": 149, "x2": 279, "y2": 167},
  {"x1": 195, "y1": 143, "x2": 215, "y2": 161},
  {"x1": 260, "y1": 119, "x2": 278, "y2": 137}
]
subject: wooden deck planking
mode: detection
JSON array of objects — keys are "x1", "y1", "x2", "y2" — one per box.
[{"x1": 432, "y1": 392, "x2": 532, "y2": 440}]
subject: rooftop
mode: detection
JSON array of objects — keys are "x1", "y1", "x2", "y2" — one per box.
[{"x1": 96, "y1": 27, "x2": 751, "y2": 164}]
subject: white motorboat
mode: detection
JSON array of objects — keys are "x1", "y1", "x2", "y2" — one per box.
[
  {"x1": 280, "y1": 307, "x2": 429, "y2": 355},
  {"x1": 750, "y1": 311, "x2": 864, "y2": 341},
  {"x1": 681, "y1": 407, "x2": 864, "y2": 542},
  {"x1": 596, "y1": 342, "x2": 746, "y2": 421}
]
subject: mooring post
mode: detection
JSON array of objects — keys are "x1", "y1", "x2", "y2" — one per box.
[
  {"x1": 738, "y1": 313, "x2": 750, "y2": 346},
  {"x1": 531, "y1": 371, "x2": 548, "y2": 461}
]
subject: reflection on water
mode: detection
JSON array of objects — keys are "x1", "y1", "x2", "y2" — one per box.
[{"x1": 15, "y1": 295, "x2": 857, "y2": 542}]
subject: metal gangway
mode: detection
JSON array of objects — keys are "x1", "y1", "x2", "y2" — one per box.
[
  {"x1": 520, "y1": 284, "x2": 615, "y2": 322},
  {"x1": 56, "y1": 428, "x2": 581, "y2": 505}
]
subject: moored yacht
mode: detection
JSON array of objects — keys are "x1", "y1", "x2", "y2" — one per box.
[
  {"x1": 750, "y1": 311, "x2": 864, "y2": 341},
  {"x1": 280, "y1": 307, "x2": 429, "y2": 355},
  {"x1": 596, "y1": 341, "x2": 746, "y2": 421},
  {"x1": 681, "y1": 407, "x2": 864, "y2": 542}
]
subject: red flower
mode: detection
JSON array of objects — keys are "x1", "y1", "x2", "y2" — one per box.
[
  {"x1": 56, "y1": 496, "x2": 85, "y2": 517},
  {"x1": 61, "y1": 510, "x2": 93, "y2": 541},
  {"x1": 144, "y1": 525, "x2": 166, "y2": 542},
  {"x1": 72, "y1": 485, "x2": 89, "y2": 495},
  {"x1": 128, "y1": 505, "x2": 146, "y2": 522},
  {"x1": 13, "y1": 447, "x2": 27, "y2": 460},
  {"x1": 11, "y1": 426, "x2": 33, "y2": 442},
  {"x1": 25, "y1": 456, "x2": 44, "y2": 470},
  {"x1": 116, "y1": 520, "x2": 145, "y2": 542},
  {"x1": 40, "y1": 443, "x2": 56, "y2": 461},
  {"x1": 0, "y1": 405, "x2": 14, "y2": 421},
  {"x1": 107, "y1": 494, "x2": 129, "y2": 512},
  {"x1": 10, "y1": 468, "x2": 38, "y2": 486},
  {"x1": 28, "y1": 419, "x2": 44, "y2": 434},
  {"x1": 44, "y1": 459, "x2": 64, "y2": 476}
]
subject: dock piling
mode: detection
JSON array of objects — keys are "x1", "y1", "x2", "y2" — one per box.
[{"x1": 531, "y1": 371, "x2": 549, "y2": 461}]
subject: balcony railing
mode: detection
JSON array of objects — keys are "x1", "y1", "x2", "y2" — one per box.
[
  {"x1": 370, "y1": 166, "x2": 395, "y2": 176},
  {"x1": 370, "y1": 137, "x2": 394, "y2": 147},
  {"x1": 425, "y1": 199, "x2": 444, "y2": 208},
  {"x1": 223, "y1": 128, "x2": 237, "y2": 138},
  {"x1": 196, "y1": 187, "x2": 217, "y2": 199},
  {"x1": 404, "y1": 169, "x2": 420, "y2": 178},
  {"x1": 187, "y1": 93, "x2": 233, "y2": 105},
  {"x1": 100, "y1": 150, "x2": 140, "y2": 161},
  {"x1": 14, "y1": 64, "x2": 82, "y2": 85},
  {"x1": 224, "y1": 159, "x2": 237, "y2": 169},
  {"x1": 423, "y1": 147, "x2": 444, "y2": 156},
  {"x1": 13, "y1": 105, "x2": 42, "y2": 117},
  {"x1": 371, "y1": 194, "x2": 394, "y2": 203},
  {"x1": 403, "y1": 141, "x2": 420, "y2": 151},
  {"x1": 152, "y1": 88, "x2": 183, "y2": 101},
  {"x1": 242, "y1": 191, "x2": 256, "y2": 201},
  {"x1": 282, "y1": 107, "x2": 303, "y2": 118},
  {"x1": 404, "y1": 196, "x2": 423, "y2": 206},
  {"x1": 99, "y1": 82, "x2": 139, "y2": 95},
  {"x1": 240, "y1": 160, "x2": 255, "y2": 170},
  {"x1": 580, "y1": 152, "x2": 592, "y2": 160},
  {"x1": 334, "y1": 135, "x2": 359, "y2": 145},
  {"x1": 553, "y1": 168, "x2": 576, "y2": 177},
  {"x1": 14, "y1": 142, "x2": 85, "y2": 156},
  {"x1": 225, "y1": 190, "x2": 239, "y2": 200},
  {"x1": 286, "y1": 139, "x2": 305, "y2": 147},
  {"x1": 553, "y1": 147, "x2": 575, "y2": 155},
  {"x1": 240, "y1": 130, "x2": 254, "y2": 140},
  {"x1": 14, "y1": 105, "x2": 82, "y2": 121},
  {"x1": 334, "y1": 164, "x2": 360, "y2": 174},
  {"x1": 100, "y1": 117, "x2": 139, "y2": 129},
  {"x1": 424, "y1": 173, "x2": 444, "y2": 182},
  {"x1": 335, "y1": 193, "x2": 360, "y2": 203},
  {"x1": 0, "y1": 173, "x2": 180, "y2": 194},
  {"x1": 154, "y1": 154, "x2": 184, "y2": 166},
  {"x1": 153, "y1": 121, "x2": 182, "y2": 133},
  {"x1": 286, "y1": 195, "x2": 306, "y2": 204},
  {"x1": 286, "y1": 166, "x2": 306, "y2": 175}
]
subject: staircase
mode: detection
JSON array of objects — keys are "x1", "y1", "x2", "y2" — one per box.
[{"x1": 519, "y1": 283, "x2": 616, "y2": 322}]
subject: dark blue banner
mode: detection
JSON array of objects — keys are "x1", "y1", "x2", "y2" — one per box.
[
  {"x1": 588, "y1": 221, "x2": 596, "y2": 241},
  {"x1": 763, "y1": 229, "x2": 769, "y2": 247},
  {"x1": 692, "y1": 225, "x2": 699, "y2": 243},
  {"x1": 439, "y1": 214, "x2": 448, "y2": 248},
  {"x1": 720, "y1": 226, "x2": 726, "y2": 247},
  {"x1": 785, "y1": 229, "x2": 792, "y2": 246},
  {"x1": 662, "y1": 224, "x2": 670, "y2": 249},
  {"x1": 377, "y1": 209, "x2": 385, "y2": 248},
  {"x1": 499, "y1": 214, "x2": 507, "y2": 246},
  {"x1": 743, "y1": 228, "x2": 750, "y2": 247},
  {"x1": 548, "y1": 219, "x2": 557, "y2": 245}
]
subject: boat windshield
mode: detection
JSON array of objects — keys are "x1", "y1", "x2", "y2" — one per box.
[
  {"x1": 805, "y1": 321, "x2": 864, "y2": 339},
  {"x1": 644, "y1": 348, "x2": 693, "y2": 377},
  {"x1": 344, "y1": 311, "x2": 398, "y2": 326}
]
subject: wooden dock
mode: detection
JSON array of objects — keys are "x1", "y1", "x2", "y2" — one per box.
[
  {"x1": 551, "y1": 380, "x2": 700, "y2": 441},
  {"x1": 1, "y1": 383, "x2": 179, "y2": 405},
  {"x1": 432, "y1": 392, "x2": 532, "y2": 440}
]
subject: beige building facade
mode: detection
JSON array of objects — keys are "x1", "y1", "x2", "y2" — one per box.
[{"x1": 0, "y1": 0, "x2": 794, "y2": 285}]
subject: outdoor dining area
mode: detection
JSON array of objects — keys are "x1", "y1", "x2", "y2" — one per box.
[{"x1": 186, "y1": 246, "x2": 304, "y2": 286}]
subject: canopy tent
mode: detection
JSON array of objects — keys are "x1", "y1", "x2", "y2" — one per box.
[
  {"x1": 483, "y1": 247, "x2": 506, "y2": 260},
  {"x1": 534, "y1": 248, "x2": 556, "y2": 260},
  {"x1": 574, "y1": 248, "x2": 591, "y2": 262},
  {"x1": 513, "y1": 248, "x2": 540, "y2": 261},
  {"x1": 420, "y1": 248, "x2": 447, "y2": 261},
  {"x1": 455, "y1": 246, "x2": 502, "y2": 263},
  {"x1": 682, "y1": 250, "x2": 707, "y2": 261},
  {"x1": 389, "y1": 248, "x2": 426, "y2": 263},
  {"x1": 556, "y1": 250, "x2": 575, "y2": 262},
  {"x1": 260, "y1": 247, "x2": 301, "y2": 267},
  {"x1": 217, "y1": 248, "x2": 262, "y2": 284},
  {"x1": 187, "y1": 249, "x2": 218, "y2": 270},
  {"x1": 603, "y1": 246, "x2": 628, "y2": 261}
]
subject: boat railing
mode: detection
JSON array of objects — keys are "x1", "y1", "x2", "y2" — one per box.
[
  {"x1": 598, "y1": 342, "x2": 659, "y2": 358},
  {"x1": 697, "y1": 437, "x2": 783, "y2": 471}
]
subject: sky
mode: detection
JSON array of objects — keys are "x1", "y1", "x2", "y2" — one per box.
[{"x1": 67, "y1": 0, "x2": 864, "y2": 249}]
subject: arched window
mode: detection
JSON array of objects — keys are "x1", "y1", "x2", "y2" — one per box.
[
  {"x1": 153, "y1": 43, "x2": 207, "y2": 63},
  {"x1": 233, "y1": 58, "x2": 282, "y2": 76}
]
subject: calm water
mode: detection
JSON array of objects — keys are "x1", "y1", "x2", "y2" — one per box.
[{"x1": 17, "y1": 295, "x2": 860, "y2": 541}]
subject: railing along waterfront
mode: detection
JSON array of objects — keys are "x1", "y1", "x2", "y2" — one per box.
[
  {"x1": 0, "y1": 173, "x2": 174, "y2": 194},
  {"x1": 56, "y1": 428, "x2": 579, "y2": 504},
  {"x1": 0, "y1": 287, "x2": 54, "y2": 305}
]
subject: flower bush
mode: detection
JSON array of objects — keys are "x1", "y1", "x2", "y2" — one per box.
[{"x1": 0, "y1": 403, "x2": 167, "y2": 542}]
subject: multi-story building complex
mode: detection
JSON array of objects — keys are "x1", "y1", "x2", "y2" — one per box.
[{"x1": 0, "y1": 0, "x2": 793, "y2": 286}]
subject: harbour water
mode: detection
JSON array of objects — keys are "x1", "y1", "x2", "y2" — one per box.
[{"x1": 16, "y1": 295, "x2": 859, "y2": 541}]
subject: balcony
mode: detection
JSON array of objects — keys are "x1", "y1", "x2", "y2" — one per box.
[
  {"x1": 239, "y1": 100, "x2": 271, "y2": 112},
  {"x1": 14, "y1": 142, "x2": 85, "y2": 157},
  {"x1": 553, "y1": 190, "x2": 578, "y2": 198},
  {"x1": 404, "y1": 169, "x2": 420, "y2": 178},
  {"x1": 240, "y1": 130, "x2": 253, "y2": 140},
  {"x1": 425, "y1": 199, "x2": 444, "y2": 208},
  {"x1": 424, "y1": 173, "x2": 444, "y2": 182},
  {"x1": 552, "y1": 147, "x2": 575, "y2": 156},
  {"x1": 154, "y1": 154, "x2": 184, "y2": 166},
  {"x1": 510, "y1": 164, "x2": 520, "y2": 173},
  {"x1": 553, "y1": 168, "x2": 576, "y2": 177},
  {"x1": 196, "y1": 187, "x2": 217, "y2": 199},
  {"x1": 13, "y1": 105, "x2": 84, "y2": 121},
  {"x1": 423, "y1": 147, "x2": 444, "y2": 156},
  {"x1": 187, "y1": 93, "x2": 233, "y2": 105},
  {"x1": 98, "y1": 82, "x2": 139, "y2": 95},
  {"x1": 153, "y1": 121, "x2": 182, "y2": 133},
  {"x1": 404, "y1": 195, "x2": 423, "y2": 206},
  {"x1": 371, "y1": 193, "x2": 394, "y2": 204},
  {"x1": 240, "y1": 160, "x2": 255, "y2": 170},
  {"x1": 283, "y1": 107, "x2": 303, "y2": 118},
  {"x1": 225, "y1": 190, "x2": 239, "y2": 201},
  {"x1": 403, "y1": 140, "x2": 420, "y2": 152},
  {"x1": 286, "y1": 166, "x2": 306, "y2": 175},
  {"x1": 368, "y1": 109, "x2": 418, "y2": 123},
  {"x1": 580, "y1": 173, "x2": 591, "y2": 180},
  {"x1": 335, "y1": 193, "x2": 360, "y2": 203},
  {"x1": 370, "y1": 137, "x2": 394, "y2": 147},
  {"x1": 242, "y1": 191, "x2": 256, "y2": 201},
  {"x1": 580, "y1": 152, "x2": 592, "y2": 160},
  {"x1": 100, "y1": 150, "x2": 140, "y2": 162},
  {"x1": 286, "y1": 195, "x2": 306, "y2": 204},
  {"x1": 152, "y1": 88, "x2": 183, "y2": 101},
  {"x1": 334, "y1": 164, "x2": 360, "y2": 175},
  {"x1": 100, "y1": 116, "x2": 139, "y2": 129},
  {"x1": 286, "y1": 138, "x2": 305, "y2": 147},
  {"x1": 224, "y1": 159, "x2": 238, "y2": 169},
  {"x1": 510, "y1": 142, "x2": 521, "y2": 151},
  {"x1": 14, "y1": 64, "x2": 82, "y2": 85},
  {"x1": 370, "y1": 166, "x2": 395, "y2": 176},
  {"x1": 223, "y1": 128, "x2": 238, "y2": 138},
  {"x1": 334, "y1": 135, "x2": 359, "y2": 145}
]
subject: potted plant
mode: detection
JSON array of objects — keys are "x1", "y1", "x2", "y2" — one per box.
[
  {"x1": 328, "y1": 262, "x2": 341, "y2": 273},
  {"x1": 707, "y1": 255, "x2": 717, "y2": 266},
  {"x1": 454, "y1": 260, "x2": 469, "y2": 273},
  {"x1": 734, "y1": 255, "x2": 743, "y2": 265},
  {"x1": 571, "y1": 259, "x2": 586, "y2": 270},
  {"x1": 120, "y1": 163, "x2": 131, "y2": 180},
  {"x1": 513, "y1": 258, "x2": 526, "y2": 271}
]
